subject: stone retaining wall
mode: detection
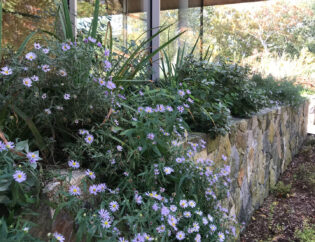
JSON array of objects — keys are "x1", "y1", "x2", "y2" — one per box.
[{"x1": 192, "y1": 102, "x2": 309, "y2": 225}]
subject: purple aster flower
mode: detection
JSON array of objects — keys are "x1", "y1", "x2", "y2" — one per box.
[
  {"x1": 221, "y1": 165, "x2": 230, "y2": 176},
  {"x1": 152, "y1": 203, "x2": 159, "y2": 211},
  {"x1": 176, "y1": 231, "x2": 185, "y2": 240},
  {"x1": 176, "y1": 157, "x2": 184, "y2": 163},
  {"x1": 101, "y1": 219, "x2": 111, "y2": 228},
  {"x1": 145, "y1": 107, "x2": 153, "y2": 113},
  {"x1": 202, "y1": 217, "x2": 208, "y2": 225},
  {"x1": 25, "y1": 52, "x2": 37, "y2": 61},
  {"x1": 89, "y1": 185, "x2": 98, "y2": 195},
  {"x1": 183, "y1": 211, "x2": 191, "y2": 218},
  {"x1": 109, "y1": 201, "x2": 119, "y2": 212},
  {"x1": 135, "y1": 194, "x2": 143, "y2": 204},
  {"x1": 26, "y1": 152, "x2": 40, "y2": 163},
  {"x1": 98, "y1": 209, "x2": 110, "y2": 220},
  {"x1": 88, "y1": 36, "x2": 96, "y2": 43},
  {"x1": 184, "y1": 103, "x2": 189, "y2": 108},
  {"x1": 188, "y1": 200, "x2": 196, "y2": 208},
  {"x1": 186, "y1": 89, "x2": 191, "y2": 94},
  {"x1": 68, "y1": 160, "x2": 80, "y2": 169},
  {"x1": 106, "y1": 81, "x2": 116, "y2": 90},
  {"x1": 42, "y1": 48, "x2": 50, "y2": 54},
  {"x1": 187, "y1": 97, "x2": 194, "y2": 103},
  {"x1": 132, "y1": 233, "x2": 145, "y2": 242},
  {"x1": 53, "y1": 232, "x2": 65, "y2": 242},
  {"x1": 31, "y1": 75, "x2": 39, "y2": 81},
  {"x1": 104, "y1": 60, "x2": 112, "y2": 71},
  {"x1": 23, "y1": 78, "x2": 32, "y2": 87},
  {"x1": 61, "y1": 43, "x2": 70, "y2": 51},
  {"x1": 59, "y1": 69, "x2": 67, "y2": 77},
  {"x1": 178, "y1": 90, "x2": 185, "y2": 97},
  {"x1": 86, "y1": 169, "x2": 96, "y2": 179},
  {"x1": 0, "y1": 141, "x2": 6, "y2": 152},
  {"x1": 168, "y1": 215, "x2": 178, "y2": 228},
  {"x1": 85, "y1": 134, "x2": 94, "y2": 144},
  {"x1": 1, "y1": 66, "x2": 12, "y2": 75},
  {"x1": 166, "y1": 106, "x2": 173, "y2": 112},
  {"x1": 97, "y1": 183, "x2": 107, "y2": 192},
  {"x1": 64, "y1": 93, "x2": 70, "y2": 100},
  {"x1": 222, "y1": 154, "x2": 227, "y2": 161},
  {"x1": 104, "y1": 49, "x2": 110, "y2": 56},
  {"x1": 83, "y1": 38, "x2": 88, "y2": 43},
  {"x1": 147, "y1": 133, "x2": 155, "y2": 140},
  {"x1": 13, "y1": 170, "x2": 27, "y2": 183},
  {"x1": 156, "y1": 224, "x2": 166, "y2": 233},
  {"x1": 170, "y1": 205, "x2": 177, "y2": 212},
  {"x1": 187, "y1": 149, "x2": 194, "y2": 158},
  {"x1": 195, "y1": 234, "x2": 201, "y2": 242},
  {"x1": 99, "y1": 78, "x2": 106, "y2": 86},
  {"x1": 41, "y1": 64, "x2": 50, "y2": 72},
  {"x1": 156, "y1": 104, "x2": 165, "y2": 112},
  {"x1": 161, "y1": 206, "x2": 170, "y2": 216},
  {"x1": 79, "y1": 129, "x2": 89, "y2": 135},
  {"x1": 69, "y1": 185, "x2": 81, "y2": 196},
  {"x1": 179, "y1": 200, "x2": 188, "y2": 208},
  {"x1": 218, "y1": 232, "x2": 225, "y2": 241},
  {"x1": 44, "y1": 108, "x2": 51, "y2": 115},
  {"x1": 97, "y1": 42, "x2": 102, "y2": 47},
  {"x1": 117, "y1": 145, "x2": 123, "y2": 151},
  {"x1": 177, "y1": 106, "x2": 184, "y2": 113},
  {"x1": 34, "y1": 42, "x2": 41, "y2": 49},
  {"x1": 207, "y1": 214, "x2": 214, "y2": 222},
  {"x1": 193, "y1": 222, "x2": 200, "y2": 232},
  {"x1": 163, "y1": 167, "x2": 174, "y2": 175}
]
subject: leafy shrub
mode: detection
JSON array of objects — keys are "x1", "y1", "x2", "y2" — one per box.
[
  {"x1": 0, "y1": 38, "x2": 237, "y2": 241},
  {"x1": 251, "y1": 74, "x2": 305, "y2": 107}
]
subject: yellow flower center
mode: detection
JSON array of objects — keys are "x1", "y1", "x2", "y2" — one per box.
[
  {"x1": 72, "y1": 162, "x2": 76, "y2": 166},
  {"x1": 73, "y1": 189, "x2": 77, "y2": 192},
  {"x1": 18, "y1": 174, "x2": 22, "y2": 178}
]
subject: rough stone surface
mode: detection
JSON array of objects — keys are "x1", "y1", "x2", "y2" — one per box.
[{"x1": 193, "y1": 102, "x2": 309, "y2": 226}]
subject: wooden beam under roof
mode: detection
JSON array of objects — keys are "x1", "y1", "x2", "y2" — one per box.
[{"x1": 126, "y1": 0, "x2": 266, "y2": 13}]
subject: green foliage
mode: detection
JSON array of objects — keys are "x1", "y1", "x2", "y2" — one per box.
[
  {"x1": 161, "y1": 53, "x2": 304, "y2": 136},
  {"x1": 271, "y1": 181, "x2": 292, "y2": 198},
  {"x1": 252, "y1": 74, "x2": 305, "y2": 107},
  {"x1": 0, "y1": 36, "x2": 237, "y2": 240},
  {"x1": 294, "y1": 220, "x2": 315, "y2": 242}
]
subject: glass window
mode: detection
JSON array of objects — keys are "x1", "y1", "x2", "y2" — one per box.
[{"x1": 77, "y1": 0, "x2": 147, "y2": 50}]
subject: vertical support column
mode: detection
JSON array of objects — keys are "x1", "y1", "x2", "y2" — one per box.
[
  {"x1": 145, "y1": 0, "x2": 160, "y2": 81},
  {"x1": 178, "y1": 0, "x2": 188, "y2": 48},
  {"x1": 200, "y1": 0, "x2": 204, "y2": 59},
  {"x1": 123, "y1": 0, "x2": 128, "y2": 47},
  {"x1": 69, "y1": 0, "x2": 77, "y2": 38}
]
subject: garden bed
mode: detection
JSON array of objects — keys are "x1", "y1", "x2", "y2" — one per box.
[{"x1": 240, "y1": 135, "x2": 315, "y2": 242}]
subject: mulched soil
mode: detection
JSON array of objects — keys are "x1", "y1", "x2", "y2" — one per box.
[{"x1": 240, "y1": 135, "x2": 315, "y2": 242}]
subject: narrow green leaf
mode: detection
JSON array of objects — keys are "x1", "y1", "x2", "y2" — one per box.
[
  {"x1": 61, "y1": 0, "x2": 74, "y2": 41},
  {"x1": 16, "y1": 31, "x2": 38, "y2": 57},
  {"x1": 10, "y1": 105, "x2": 46, "y2": 152},
  {"x1": 90, "y1": 0, "x2": 100, "y2": 38}
]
